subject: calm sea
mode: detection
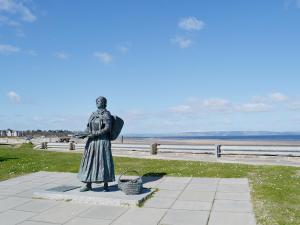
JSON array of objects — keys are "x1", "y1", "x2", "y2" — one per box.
[{"x1": 126, "y1": 135, "x2": 300, "y2": 142}]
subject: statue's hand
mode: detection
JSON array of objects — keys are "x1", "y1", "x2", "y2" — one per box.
[
  {"x1": 87, "y1": 134, "x2": 94, "y2": 138},
  {"x1": 88, "y1": 131, "x2": 102, "y2": 138}
]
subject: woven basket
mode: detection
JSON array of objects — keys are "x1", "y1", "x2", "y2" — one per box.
[{"x1": 118, "y1": 170, "x2": 143, "y2": 195}]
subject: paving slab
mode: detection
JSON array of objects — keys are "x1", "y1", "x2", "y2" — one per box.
[
  {"x1": 156, "y1": 181, "x2": 188, "y2": 191},
  {"x1": 215, "y1": 192, "x2": 251, "y2": 201},
  {"x1": 144, "y1": 197, "x2": 176, "y2": 209},
  {"x1": 152, "y1": 190, "x2": 181, "y2": 199},
  {"x1": 217, "y1": 184, "x2": 250, "y2": 193},
  {"x1": 189, "y1": 178, "x2": 220, "y2": 185},
  {"x1": 0, "y1": 196, "x2": 31, "y2": 212},
  {"x1": 159, "y1": 209, "x2": 209, "y2": 225},
  {"x1": 208, "y1": 211, "x2": 256, "y2": 225},
  {"x1": 111, "y1": 208, "x2": 167, "y2": 225},
  {"x1": 0, "y1": 210, "x2": 35, "y2": 225},
  {"x1": 185, "y1": 183, "x2": 218, "y2": 191},
  {"x1": 14, "y1": 199, "x2": 59, "y2": 213},
  {"x1": 30, "y1": 202, "x2": 90, "y2": 224},
  {"x1": 219, "y1": 178, "x2": 249, "y2": 185},
  {"x1": 18, "y1": 221, "x2": 59, "y2": 225},
  {"x1": 65, "y1": 217, "x2": 111, "y2": 225},
  {"x1": 79, "y1": 205, "x2": 128, "y2": 220},
  {"x1": 178, "y1": 190, "x2": 215, "y2": 202},
  {"x1": 212, "y1": 200, "x2": 253, "y2": 213},
  {"x1": 171, "y1": 200, "x2": 212, "y2": 211}
]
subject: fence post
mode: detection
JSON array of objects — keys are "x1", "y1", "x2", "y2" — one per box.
[
  {"x1": 215, "y1": 144, "x2": 221, "y2": 158},
  {"x1": 151, "y1": 143, "x2": 158, "y2": 155},
  {"x1": 69, "y1": 142, "x2": 75, "y2": 150},
  {"x1": 41, "y1": 142, "x2": 48, "y2": 149}
]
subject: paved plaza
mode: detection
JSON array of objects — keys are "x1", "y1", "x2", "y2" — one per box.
[{"x1": 0, "y1": 172, "x2": 256, "y2": 225}]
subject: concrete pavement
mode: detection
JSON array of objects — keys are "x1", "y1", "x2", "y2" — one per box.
[{"x1": 0, "y1": 172, "x2": 256, "y2": 225}]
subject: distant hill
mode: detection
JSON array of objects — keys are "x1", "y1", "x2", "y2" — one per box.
[{"x1": 124, "y1": 131, "x2": 300, "y2": 138}]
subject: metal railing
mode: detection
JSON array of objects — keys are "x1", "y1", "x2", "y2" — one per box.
[{"x1": 35, "y1": 142, "x2": 300, "y2": 157}]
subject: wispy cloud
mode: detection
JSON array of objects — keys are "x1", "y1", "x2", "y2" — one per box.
[
  {"x1": 118, "y1": 42, "x2": 131, "y2": 53},
  {"x1": 0, "y1": 14, "x2": 19, "y2": 26},
  {"x1": 93, "y1": 52, "x2": 113, "y2": 64},
  {"x1": 7, "y1": 91, "x2": 21, "y2": 104},
  {"x1": 170, "y1": 105, "x2": 193, "y2": 113},
  {"x1": 284, "y1": 0, "x2": 300, "y2": 9},
  {"x1": 0, "y1": 43, "x2": 20, "y2": 54},
  {"x1": 171, "y1": 17, "x2": 205, "y2": 48},
  {"x1": 171, "y1": 36, "x2": 192, "y2": 48},
  {"x1": 55, "y1": 52, "x2": 70, "y2": 60},
  {"x1": 27, "y1": 49, "x2": 37, "y2": 56},
  {"x1": 178, "y1": 17, "x2": 205, "y2": 31},
  {"x1": 0, "y1": 0, "x2": 36, "y2": 22},
  {"x1": 252, "y1": 92, "x2": 289, "y2": 103},
  {"x1": 170, "y1": 94, "x2": 279, "y2": 115},
  {"x1": 237, "y1": 103, "x2": 272, "y2": 112},
  {"x1": 269, "y1": 92, "x2": 288, "y2": 102},
  {"x1": 0, "y1": 0, "x2": 37, "y2": 37},
  {"x1": 288, "y1": 101, "x2": 300, "y2": 110}
]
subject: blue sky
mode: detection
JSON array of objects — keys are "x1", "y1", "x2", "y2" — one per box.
[{"x1": 1, "y1": 0, "x2": 300, "y2": 133}]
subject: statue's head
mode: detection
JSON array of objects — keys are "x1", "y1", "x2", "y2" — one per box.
[{"x1": 96, "y1": 96, "x2": 107, "y2": 109}]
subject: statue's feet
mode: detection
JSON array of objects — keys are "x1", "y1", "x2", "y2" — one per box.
[
  {"x1": 80, "y1": 183, "x2": 92, "y2": 192},
  {"x1": 103, "y1": 182, "x2": 109, "y2": 192}
]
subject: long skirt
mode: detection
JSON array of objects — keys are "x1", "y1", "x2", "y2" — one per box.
[{"x1": 77, "y1": 138, "x2": 115, "y2": 183}]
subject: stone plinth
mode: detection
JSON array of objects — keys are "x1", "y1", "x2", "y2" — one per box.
[{"x1": 33, "y1": 183, "x2": 154, "y2": 207}]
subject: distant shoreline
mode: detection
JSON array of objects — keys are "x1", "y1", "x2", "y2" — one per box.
[{"x1": 120, "y1": 136, "x2": 300, "y2": 146}]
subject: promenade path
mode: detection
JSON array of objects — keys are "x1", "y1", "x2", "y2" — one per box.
[
  {"x1": 0, "y1": 172, "x2": 256, "y2": 225},
  {"x1": 38, "y1": 147, "x2": 300, "y2": 167}
]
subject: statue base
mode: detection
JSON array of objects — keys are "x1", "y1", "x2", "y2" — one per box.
[{"x1": 33, "y1": 183, "x2": 154, "y2": 207}]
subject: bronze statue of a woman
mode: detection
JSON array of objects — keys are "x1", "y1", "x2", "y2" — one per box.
[{"x1": 77, "y1": 96, "x2": 115, "y2": 192}]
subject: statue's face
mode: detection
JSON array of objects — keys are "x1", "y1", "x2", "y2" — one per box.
[{"x1": 96, "y1": 97, "x2": 107, "y2": 109}]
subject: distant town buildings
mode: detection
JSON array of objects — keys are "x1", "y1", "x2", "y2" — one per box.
[
  {"x1": 0, "y1": 129, "x2": 72, "y2": 137},
  {"x1": 0, "y1": 129, "x2": 24, "y2": 137}
]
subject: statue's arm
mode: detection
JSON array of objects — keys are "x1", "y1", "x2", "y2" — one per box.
[{"x1": 75, "y1": 115, "x2": 93, "y2": 138}]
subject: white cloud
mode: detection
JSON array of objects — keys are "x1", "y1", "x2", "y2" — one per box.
[
  {"x1": 118, "y1": 43, "x2": 131, "y2": 53},
  {"x1": 171, "y1": 36, "x2": 192, "y2": 48},
  {"x1": 0, "y1": 15, "x2": 20, "y2": 26},
  {"x1": 171, "y1": 98, "x2": 233, "y2": 114},
  {"x1": 288, "y1": 101, "x2": 300, "y2": 110},
  {"x1": 202, "y1": 98, "x2": 232, "y2": 112},
  {"x1": 237, "y1": 103, "x2": 272, "y2": 112},
  {"x1": 55, "y1": 52, "x2": 70, "y2": 60},
  {"x1": 7, "y1": 91, "x2": 21, "y2": 103},
  {"x1": 252, "y1": 92, "x2": 289, "y2": 103},
  {"x1": 0, "y1": 43, "x2": 20, "y2": 54},
  {"x1": 119, "y1": 46, "x2": 129, "y2": 53},
  {"x1": 93, "y1": 52, "x2": 113, "y2": 64},
  {"x1": 269, "y1": 92, "x2": 288, "y2": 102},
  {"x1": 27, "y1": 49, "x2": 37, "y2": 56},
  {"x1": 171, "y1": 96, "x2": 275, "y2": 115},
  {"x1": 284, "y1": 0, "x2": 300, "y2": 9},
  {"x1": 170, "y1": 105, "x2": 192, "y2": 113},
  {"x1": 178, "y1": 17, "x2": 205, "y2": 31},
  {"x1": 0, "y1": 0, "x2": 36, "y2": 22}
]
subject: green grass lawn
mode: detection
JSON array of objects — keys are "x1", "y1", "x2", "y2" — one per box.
[{"x1": 0, "y1": 144, "x2": 299, "y2": 225}]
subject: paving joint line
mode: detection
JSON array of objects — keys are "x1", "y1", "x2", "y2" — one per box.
[
  {"x1": 107, "y1": 206, "x2": 130, "y2": 225},
  {"x1": 156, "y1": 177, "x2": 192, "y2": 224},
  {"x1": 205, "y1": 178, "x2": 220, "y2": 225}
]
